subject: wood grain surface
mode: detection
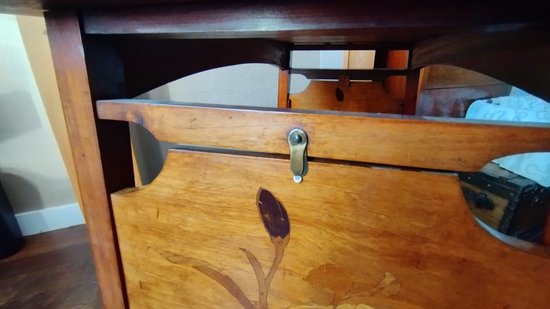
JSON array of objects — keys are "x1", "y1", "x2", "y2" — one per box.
[
  {"x1": 111, "y1": 149, "x2": 550, "y2": 308},
  {"x1": 80, "y1": 1, "x2": 546, "y2": 39},
  {"x1": 45, "y1": 12, "x2": 126, "y2": 309},
  {"x1": 97, "y1": 99, "x2": 550, "y2": 172},
  {"x1": 0, "y1": 225, "x2": 100, "y2": 308},
  {"x1": 289, "y1": 81, "x2": 403, "y2": 114}
]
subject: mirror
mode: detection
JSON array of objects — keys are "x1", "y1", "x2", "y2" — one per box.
[{"x1": 458, "y1": 153, "x2": 550, "y2": 243}]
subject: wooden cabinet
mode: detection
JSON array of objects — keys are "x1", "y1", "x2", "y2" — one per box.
[{"x1": 2, "y1": 1, "x2": 549, "y2": 308}]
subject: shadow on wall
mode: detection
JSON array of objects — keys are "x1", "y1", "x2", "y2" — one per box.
[
  {"x1": 0, "y1": 169, "x2": 75, "y2": 213},
  {"x1": 0, "y1": 91, "x2": 41, "y2": 142},
  {"x1": 0, "y1": 171, "x2": 41, "y2": 214}
]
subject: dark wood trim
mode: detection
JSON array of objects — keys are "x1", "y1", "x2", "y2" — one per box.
[
  {"x1": 290, "y1": 69, "x2": 407, "y2": 81},
  {"x1": 412, "y1": 26, "x2": 550, "y2": 102},
  {"x1": 45, "y1": 11, "x2": 127, "y2": 309},
  {"x1": 108, "y1": 38, "x2": 289, "y2": 97},
  {"x1": 373, "y1": 49, "x2": 389, "y2": 69},
  {"x1": 403, "y1": 69, "x2": 420, "y2": 115},
  {"x1": 81, "y1": 36, "x2": 135, "y2": 193},
  {"x1": 80, "y1": 1, "x2": 546, "y2": 42}
]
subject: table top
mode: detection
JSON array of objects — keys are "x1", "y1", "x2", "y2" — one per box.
[{"x1": 3, "y1": 0, "x2": 549, "y2": 101}]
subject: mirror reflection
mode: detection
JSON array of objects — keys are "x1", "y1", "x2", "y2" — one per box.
[{"x1": 459, "y1": 158, "x2": 550, "y2": 243}]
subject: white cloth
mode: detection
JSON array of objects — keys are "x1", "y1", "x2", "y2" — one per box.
[{"x1": 465, "y1": 93, "x2": 550, "y2": 187}]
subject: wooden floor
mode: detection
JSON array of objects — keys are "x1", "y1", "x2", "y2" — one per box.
[{"x1": 0, "y1": 225, "x2": 100, "y2": 309}]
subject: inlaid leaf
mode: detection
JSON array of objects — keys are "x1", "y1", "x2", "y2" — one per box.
[{"x1": 256, "y1": 188, "x2": 290, "y2": 239}]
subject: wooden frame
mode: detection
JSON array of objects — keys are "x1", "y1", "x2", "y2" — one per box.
[
  {"x1": 0, "y1": 1, "x2": 545, "y2": 307},
  {"x1": 98, "y1": 99, "x2": 550, "y2": 172}
]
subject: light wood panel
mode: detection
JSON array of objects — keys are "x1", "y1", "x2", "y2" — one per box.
[
  {"x1": 290, "y1": 81, "x2": 402, "y2": 113},
  {"x1": 112, "y1": 149, "x2": 550, "y2": 308},
  {"x1": 97, "y1": 99, "x2": 550, "y2": 172},
  {"x1": 45, "y1": 12, "x2": 125, "y2": 309}
]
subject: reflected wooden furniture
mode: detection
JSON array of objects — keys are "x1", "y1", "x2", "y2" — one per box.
[
  {"x1": 416, "y1": 65, "x2": 512, "y2": 117},
  {"x1": 285, "y1": 50, "x2": 414, "y2": 114},
  {"x1": 2, "y1": 1, "x2": 550, "y2": 308},
  {"x1": 289, "y1": 80, "x2": 406, "y2": 114}
]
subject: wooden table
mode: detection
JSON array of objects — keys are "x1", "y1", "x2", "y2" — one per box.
[{"x1": 2, "y1": 1, "x2": 550, "y2": 308}]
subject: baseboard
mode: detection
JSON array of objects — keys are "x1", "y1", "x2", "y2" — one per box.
[{"x1": 15, "y1": 203, "x2": 85, "y2": 236}]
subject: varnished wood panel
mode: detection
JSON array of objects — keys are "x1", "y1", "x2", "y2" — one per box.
[
  {"x1": 80, "y1": 2, "x2": 546, "y2": 40},
  {"x1": 112, "y1": 150, "x2": 550, "y2": 308},
  {"x1": 97, "y1": 99, "x2": 550, "y2": 172},
  {"x1": 289, "y1": 81, "x2": 402, "y2": 114},
  {"x1": 2, "y1": 0, "x2": 548, "y2": 23},
  {"x1": 45, "y1": 12, "x2": 125, "y2": 309}
]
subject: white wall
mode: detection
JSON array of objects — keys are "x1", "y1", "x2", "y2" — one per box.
[
  {"x1": 0, "y1": 14, "x2": 76, "y2": 214},
  {"x1": 141, "y1": 63, "x2": 280, "y2": 107}
]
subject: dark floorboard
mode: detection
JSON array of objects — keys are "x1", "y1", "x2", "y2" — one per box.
[{"x1": 0, "y1": 225, "x2": 100, "y2": 309}]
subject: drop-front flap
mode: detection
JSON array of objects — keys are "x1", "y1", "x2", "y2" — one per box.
[{"x1": 112, "y1": 149, "x2": 550, "y2": 308}]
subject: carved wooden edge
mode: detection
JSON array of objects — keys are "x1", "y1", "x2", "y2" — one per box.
[
  {"x1": 97, "y1": 99, "x2": 550, "y2": 172},
  {"x1": 110, "y1": 38, "x2": 290, "y2": 97},
  {"x1": 45, "y1": 11, "x2": 126, "y2": 309},
  {"x1": 412, "y1": 26, "x2": 550, "y2": 102}
]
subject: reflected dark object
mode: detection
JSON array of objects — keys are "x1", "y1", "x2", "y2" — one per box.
[
  {"x1": 474, "y1": 192, "x2": 494, "y2": 210},
  {"x1": 335, "y1": 87, "x2": 344, "y2": 102},
  {"x1": 0, "y1": 182, "x2": 24, "y2": 259},
  {"x1": 459, "y1": 163, "x2": 550, "y2": 243}
]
